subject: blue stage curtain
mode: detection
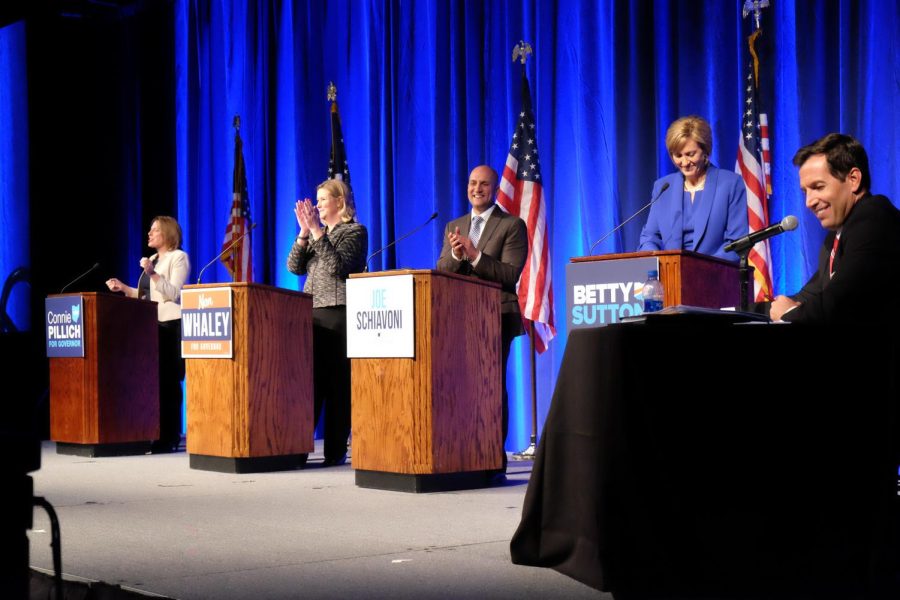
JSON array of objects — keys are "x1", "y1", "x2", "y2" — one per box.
[
  {"x1": 0, "y1": 21, "x2": 29, "y2": 330},
  {"x1": 173, "y1": 0, "x2": 900, "y2": 451}
]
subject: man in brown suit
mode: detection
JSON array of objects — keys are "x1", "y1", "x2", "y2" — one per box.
[{"x1": 437, "y1": 165, "x2": 528, "y2": 474}]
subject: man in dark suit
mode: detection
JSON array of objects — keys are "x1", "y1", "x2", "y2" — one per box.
[
  {"x1": 770, "y1": 133, "x2": 900, "y2": 322},
  {"x1": 437, "y1": 165, "x2": 528, "y2": 473}
]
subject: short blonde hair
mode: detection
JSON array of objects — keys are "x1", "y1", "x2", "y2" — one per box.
[
  {"x1": 316, "y1": 179, "x2": 356, "y2": 223},
  {"x1": 665, "y1": 116, "x2": 713, "y2": 160},
  {"x1": 153, "y1": 216, "x2": 182, "y2": 250}
]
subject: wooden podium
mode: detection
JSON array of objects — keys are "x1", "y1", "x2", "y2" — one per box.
[
  {"x1": 349, "y1": 270, "x2": 503, "y2": 493},
  {"x1": 571, "y1": 250, "x2": 742, "y2": 310},
  {"x1": 184, "y1": 283, "x2": 314, "y2": 473},
  {"x1": 49, "y1": 293, "x2": 159, "y2": 456}
]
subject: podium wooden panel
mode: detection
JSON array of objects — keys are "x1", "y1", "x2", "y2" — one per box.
[
  {"x1": 571, "y1": 250, "x2": 742, "y2": 309},
  {"x1": 49, "y1": 293, "x2": 159, "y2": 456},
  {"x1": 184, "y1": 283, "x2": 313, "y2": 473},
  {"x1": 350, "y1": 270, "x2": 502, "y2": 492}
]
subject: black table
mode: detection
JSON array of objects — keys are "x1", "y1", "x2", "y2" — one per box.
[{"x1": 511, "y1": 318, "x2": 899, "y2": 599}]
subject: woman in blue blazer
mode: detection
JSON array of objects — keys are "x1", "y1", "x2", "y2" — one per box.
[{"x1": 638, "y1": 116, "x2": 748, "y2": 261}]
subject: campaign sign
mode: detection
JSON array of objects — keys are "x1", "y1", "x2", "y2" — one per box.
[
  {"x1": 566, "y1": 257, "x2": 660, "y2": 329},
  {"x1": 181, "y1": 287, "x2": 233, "y2": 358},
  {"x1": 46, "y1": 296, "x2": 85, "y2": 357},
  {"x1": 346, "y1": 274, "x2": 415, "y2": 358}
]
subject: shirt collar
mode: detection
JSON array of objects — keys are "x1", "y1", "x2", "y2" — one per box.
[{"x1": 471, "y1": 204, "x2": 497, "y2": 222}]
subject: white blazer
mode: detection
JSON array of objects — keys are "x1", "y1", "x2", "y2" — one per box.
[{"x1": 130, "y1": 249, "x2": 191, "y2": 322}]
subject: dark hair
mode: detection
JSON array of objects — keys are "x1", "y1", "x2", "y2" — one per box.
[{"x1": 792, "y1": 133, "x2": 871, "y2": 193}]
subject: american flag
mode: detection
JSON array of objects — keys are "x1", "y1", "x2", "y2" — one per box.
[
  {"x1": 221, "y1": 127, "x2": 252, "y2": 282},
  {"x1": 328, "y1": 100, "x2": 350, "y2": 182},
  {"x1": 735, "y1": 28, "x2": 774, "y2": 302},
  {"x1": 497, "y1": 75, "x2": 556, "y2": 353}
]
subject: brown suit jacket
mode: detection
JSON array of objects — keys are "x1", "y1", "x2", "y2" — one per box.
[{"x1": 437, "y1": 206, "x2": 528, "y2": 336}]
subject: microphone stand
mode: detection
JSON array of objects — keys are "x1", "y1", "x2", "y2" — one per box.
[
  {"x1": 589, "y1": 182, "x2": 670, "y2": 255},
  {"x1": 60, "y1": 263, "x2": 100, "y2": 294},
  {"x1": 737, "y1": 249, "x2": 753, "y2": 312},
  {"x1": 197, "y1": 223, "x2": 256, "y2": 284},
  {"x1": 366, "y1": 213, "x2": 438, "y2": 272}
]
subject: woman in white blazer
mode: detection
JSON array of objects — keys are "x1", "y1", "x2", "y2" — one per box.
[{"x1": 106, "y1": 216, "x2": 191, "y2": 453}]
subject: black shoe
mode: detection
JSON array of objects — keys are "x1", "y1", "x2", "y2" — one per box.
[
  {"x1": 487, "y1": 469, "x2": 507, "y2": 484},
  {"x1": 150, "y1": 441, "x2": 177, "y2": 454},
  {"x1": 322, "y1": 454, "x2": 347, "y2": 467}
]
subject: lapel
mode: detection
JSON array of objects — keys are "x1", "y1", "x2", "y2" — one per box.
[
  {"x1": 477, "y1": 206, "x2": 503, "y2": 250},
  {"x1": 662, "y1": 179, "x2": 683, "y2": 248},
  {"x1": 690, "y1": 166, "x2": 718, "y2": 251},
  {"x1": 829, "y1": 196, "x2": 872, "y2": 280},
  {"x1": 457, "y1": 214, "x2": 471, "y2": 238}
]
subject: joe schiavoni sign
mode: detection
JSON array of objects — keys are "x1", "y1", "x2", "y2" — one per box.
[
  {"x1": 180, "y1": 287, "x2": 233, "y2": 358},
  {"x1": 346, "y1": 274, "x2": 415, "y2": 358}
]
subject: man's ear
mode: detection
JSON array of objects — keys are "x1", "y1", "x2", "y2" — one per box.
[{"x1": 847, "y1": 167, "x2": 863, "y2": 195}]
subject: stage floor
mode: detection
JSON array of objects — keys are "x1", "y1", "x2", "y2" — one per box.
[{"x1": 29, "y1": 441, "x2": 605, "y2": 599}]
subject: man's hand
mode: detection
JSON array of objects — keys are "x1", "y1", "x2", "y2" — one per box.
[
  {"x1": 770, "y1": 295, "x2": 800, "y2": 321},
  {"x1": 448, "y1": 226, "x2": 477, "y2": 261}
]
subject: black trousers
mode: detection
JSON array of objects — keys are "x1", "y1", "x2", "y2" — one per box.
[
  {"x1": 312, "y1": 306, "x2": 351, "y2": 460},
  {"x1": 158, "y1": 319, "x2": 184, "y2": 448}
]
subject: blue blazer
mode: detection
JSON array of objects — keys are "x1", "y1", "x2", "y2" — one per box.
[{"x1": 638, "y1": 166, "x2": 749, "y2": 261}]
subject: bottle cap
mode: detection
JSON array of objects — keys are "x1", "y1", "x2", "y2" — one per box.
[{"x1": 647, "y1": 269, "x2": 658, "y2": 278}]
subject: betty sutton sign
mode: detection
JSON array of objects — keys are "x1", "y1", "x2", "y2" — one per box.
[
  {"x1": 566, "y1": 256, "x2": 660, "y2": 329},
  {"x1": 46, "y1": 296, "x2": 85, "y2": 357}
]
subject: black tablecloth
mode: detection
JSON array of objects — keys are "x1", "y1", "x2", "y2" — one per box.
[{"x1": 511, "y1": 320, "x2": 899, "y2": 599}]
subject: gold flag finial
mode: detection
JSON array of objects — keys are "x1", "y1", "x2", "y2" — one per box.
[
  {"x1": 512, "y1": 40, "x2": 533, "y2": 65},
  {"x1": 327, "y1": 82, "x2": 337, "y2": 102}
]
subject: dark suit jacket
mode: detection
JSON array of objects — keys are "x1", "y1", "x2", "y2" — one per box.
[
  {"x1": 638, "y1": 166, "x2": 749, "y2": 261},
  {"x1": 786, "y1": 194, "x2": 900, "y2": 323},
  {"x1": 437, "y1": 206, "x2": 528, "y2": 337},
  {"x1": 286, "y1": 221, "x2": 368, "y2": 308}
]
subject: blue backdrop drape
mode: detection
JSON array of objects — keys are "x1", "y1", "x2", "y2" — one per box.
[
  {"x1": 0, "y1": 21, "x2": 28, "y2": 330},
  {"x1": 171, "y1": 0, "x2": 900, "y2": 450},
  {"x1": 3, "y1": 1, "x2": 898, "y2": 449}
]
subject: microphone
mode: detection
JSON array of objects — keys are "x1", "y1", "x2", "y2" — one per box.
[
  {"x1": 365, "y1": 212, "x2": 439, "y2": 272},
  {"x1": 60, "y1": 263, "x2": 100, "y2": 293},
  {"x1": 724, "y1": 215, "x2": 798, "y2": 255},
  {"x1": 589, "y1": 182, "x2": 670, "y2": 254},
  {"x1": 196, "y1": 222, "x2": 257, "y2": 284}
]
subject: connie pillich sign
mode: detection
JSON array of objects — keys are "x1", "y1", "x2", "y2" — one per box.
[
  {"x1": 346, "y1": 274, "x2": 414, "y2": 358},
  {"x1": 181, "y1": 287, "x2": 233, "y2": 358},
  {"x1": 46, "y1": 296, "x2": 85, "y2": 357}
]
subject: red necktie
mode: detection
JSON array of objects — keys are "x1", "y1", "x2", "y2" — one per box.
[{"x1": 829, "y1": 234, "x2": 840, "y2": 278}]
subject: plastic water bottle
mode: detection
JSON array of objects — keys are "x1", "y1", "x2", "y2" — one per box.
[{"x1": 642, "y1": 269, "x2": 664, "y2": 313}]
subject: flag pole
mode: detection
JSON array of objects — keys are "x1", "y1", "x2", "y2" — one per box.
[
  {"x1": 327, "y1": 81, "x2": 337, "y2": 158},
  {"x1": 231, "y1": 115, "x2": 241, "y2": 283},
  {"x1": 510, "y1": 40, "x2": 538, "y2": 462},
  {"x1": 513, "y1": 323, "x2": 539, "y2": 460}
]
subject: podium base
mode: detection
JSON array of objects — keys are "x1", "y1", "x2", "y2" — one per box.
[
  {"x1": 355, "y1": 469, "x2": 496, "y2": 493},
  {"x1": 189, "y1": 453, "x2": 308, "y2": 473},
  {"x1": 56, "y1": 441, "x2": 152, "y2": 457}
]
